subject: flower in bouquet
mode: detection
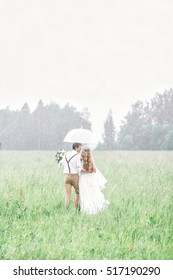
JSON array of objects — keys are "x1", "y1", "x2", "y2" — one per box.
[{"x1": 55, "y1": 149, "x2": 66, "y2": 164}]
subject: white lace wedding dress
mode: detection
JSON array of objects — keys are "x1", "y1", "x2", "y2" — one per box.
[{"x1": 79, "y1": 169, "x2": 110, "y2": 214}]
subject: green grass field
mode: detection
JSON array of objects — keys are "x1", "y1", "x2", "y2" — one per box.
[{"x1": 0, "y1": 151, "x2": 173, "y2": 260}]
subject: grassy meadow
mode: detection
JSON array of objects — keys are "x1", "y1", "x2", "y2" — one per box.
[{"x1": 0, "y1": 150, "x2": 173, "y2": 260}]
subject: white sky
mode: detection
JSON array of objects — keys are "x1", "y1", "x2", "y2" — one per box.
[{"x1": 0, "y1": 0, "x2": 173, "y2": 141}]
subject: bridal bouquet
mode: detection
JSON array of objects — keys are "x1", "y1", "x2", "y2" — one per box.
[{"x1": 55, "y1": 150, "x2": 66, "y2": 164}]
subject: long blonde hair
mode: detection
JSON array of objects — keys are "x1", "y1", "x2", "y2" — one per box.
[{"x1": 81, "y1": 146, "x2": 95, "y2": 172}]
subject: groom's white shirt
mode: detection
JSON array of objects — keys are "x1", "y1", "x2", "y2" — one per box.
[{"x1": 60, "y1": 150, "x2": 82, "y2": 174}]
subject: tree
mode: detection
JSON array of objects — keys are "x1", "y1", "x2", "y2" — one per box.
[
  {"x1": 117, "y1": 89, "x2": 173, "y2": 150},
  {"x1": 151, "y1": 88, "x2": 173, "y2": 125},
  {"x1": 32, "y1": 100, "x2": 45, "y2": 149},
  {"x1": 102, "y1": 110, "x2": 116, "y2": 150},
  {"x1": 162, "y1": 127, "x2": 173, "y2": 150},
  {"x1": 17, "y1": 103, "x2": 31, "y2": 149},
  {"x1": 117, "y1": 101, "x2": 152, "y2": 150},
  {"x1": 0, "y1": 101, "x2": 91, "y2": 150},
  {"x1": 0, "y1": 107, "x2": 19, "y2": 149},
  {"x1": 151, "y1": 125, "x2": 167, "y2": 150}
]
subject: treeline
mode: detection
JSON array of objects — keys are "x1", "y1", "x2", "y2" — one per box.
[
  {"x1": 101, "y1": 88, "x2": 173, "y2": 150},
  {"x1": 1, "y1": 89, "x2": 173, "y2": 150},
  {"x1": 0, "y1": 100, "x2": 91, "y2": 150}
]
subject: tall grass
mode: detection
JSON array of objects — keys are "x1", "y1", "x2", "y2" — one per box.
[{"x1": 0, "y1": 151, "x2": 173, "y2": 260}]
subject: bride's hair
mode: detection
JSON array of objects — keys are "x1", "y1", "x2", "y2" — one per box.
[{"x1": 81, "y1": 146, "x2": 94, "y2": 172}]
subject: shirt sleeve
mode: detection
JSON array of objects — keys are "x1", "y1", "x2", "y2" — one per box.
[{"x1": 76, "y1": 155, "x2": 83, "y2": 173}]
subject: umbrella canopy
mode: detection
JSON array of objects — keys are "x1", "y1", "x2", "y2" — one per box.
[{"x1": 63, "y1": 128, "x2": 97, "y2": 146}]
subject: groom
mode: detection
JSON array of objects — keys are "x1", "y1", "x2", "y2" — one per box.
[{"x1": 60, "y1": 143, "x2": 86, "y2": 209}]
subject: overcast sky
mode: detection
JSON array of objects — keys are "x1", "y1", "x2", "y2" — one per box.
[{"x1": 0, "y1": 0, "x2": 173, "y2": 141}]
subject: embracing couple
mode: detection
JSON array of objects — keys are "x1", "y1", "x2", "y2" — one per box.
[{"x1": 60, "y1": 143, "x2": 109, "y2": 214}]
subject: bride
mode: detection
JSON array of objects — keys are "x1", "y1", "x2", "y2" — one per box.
[{"x1": 79, "y1": 146, "x2": 109, "y2": 214}]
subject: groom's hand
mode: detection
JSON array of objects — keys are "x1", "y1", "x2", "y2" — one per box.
[
  {"x1": 81, "y1": 168, "x2": 87, "y2": 173},
  {"x1": 81, "y1": 168, "x2": 93, "y2": 173}
]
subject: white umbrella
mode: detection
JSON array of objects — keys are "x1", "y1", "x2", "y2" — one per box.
[{"x1": 63, "y1": 128, "x2": 97, "y2": 147}]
